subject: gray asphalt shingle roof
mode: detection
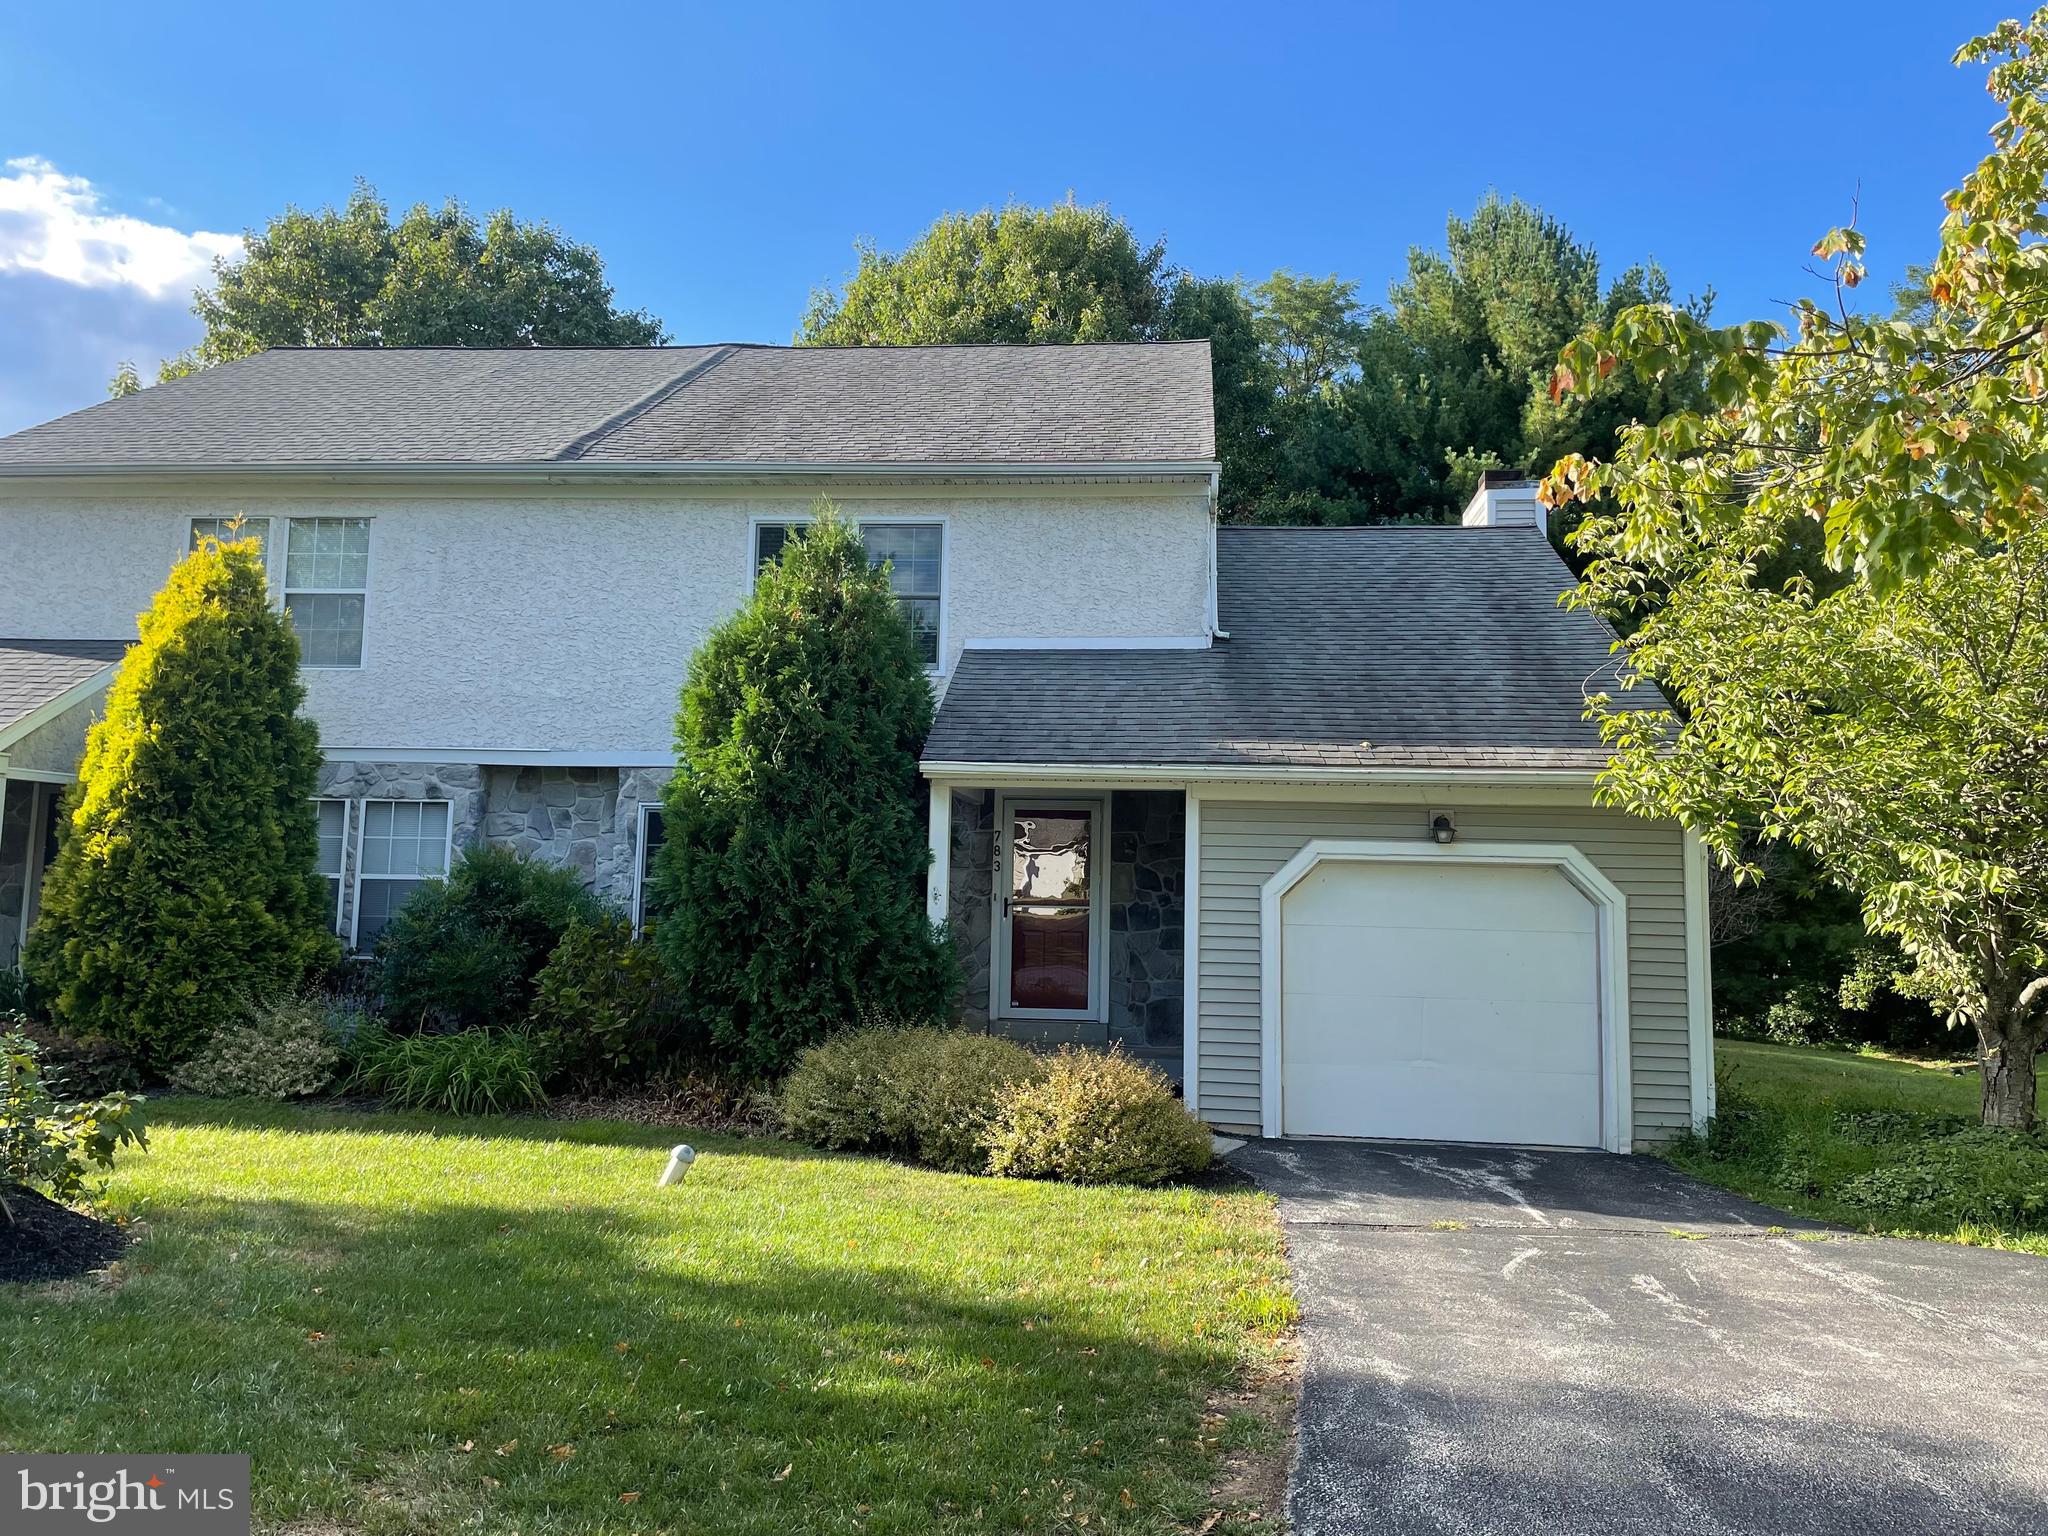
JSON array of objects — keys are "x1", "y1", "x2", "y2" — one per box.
[
  {"x1": 923, "y1": 527, "x2": 1659, "y2": 772},
  {"x1": 0, "y1": 342, "x2": 1215, "y2": 469},
  {"x1": 0, "y1": 639, "x2": 126, "y2": 737}
]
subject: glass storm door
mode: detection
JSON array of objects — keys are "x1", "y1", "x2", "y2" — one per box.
[{"x1": 1002, "y1": 801, "x2": 1100, "y2": 1016}]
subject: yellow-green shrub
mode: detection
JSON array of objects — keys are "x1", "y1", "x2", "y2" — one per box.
[
  {"x1": 983, "y1": 1047, "x2": 1212, "y2": 1186},
  {"x1": 25, "y1": 534, "x2": 338, "y2": 1069},
  {"x1": 780, "y1": 1025, "x2": 1040, "y2": 1172}
]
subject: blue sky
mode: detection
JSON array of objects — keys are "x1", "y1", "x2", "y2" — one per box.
[{"x1": 0, "y1": 1, "x2": 2018, "y2": 435}]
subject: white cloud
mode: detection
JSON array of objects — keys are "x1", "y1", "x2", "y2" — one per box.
[
  {"x1": 0, "y1": 158, "x2": 245, "y2": 435},
  {"x1": 0, "y1": 156, "x2": 240, "y2": 298}
]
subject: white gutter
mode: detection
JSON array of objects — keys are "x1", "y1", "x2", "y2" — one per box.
[
  {"x1": 919, "y1": 761, "x2": 1604, "y2": 788},
  {"x1": 0, "y1": 458, "x2": 1222, "y2": 487}
]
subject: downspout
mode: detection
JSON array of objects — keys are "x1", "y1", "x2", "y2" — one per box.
[{"x1": 1207, "y1": 466, "x2": 1228, "y2": 640}]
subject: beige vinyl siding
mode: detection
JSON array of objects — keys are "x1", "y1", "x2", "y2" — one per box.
[{"x1": 1195, "y1": 799, "x2": 1693, "y2": 1143}]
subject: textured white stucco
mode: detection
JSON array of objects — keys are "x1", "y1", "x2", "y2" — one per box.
[{"x1": 0, "y1": 482, "x2": 1212, "y2": 758}]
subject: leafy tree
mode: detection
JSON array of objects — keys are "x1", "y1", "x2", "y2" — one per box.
[
  {"x1": 800, "y1": 204, "x2": 1287, "y2": 515},
  {"x1": 147, "y1": 180, "x2": 663, "y2": 382},
  {"x1": 1162, "y1": 274, "x2": 1277, "y2": 511},
  {"x1": 1251, "y1": 271, "x2": 1367, "y2": 400},
  {"x1": 1240, "y1": 195, "x2": 1707, "y2": 528},
  {"x1": 26, "y1": 536, "x2": 338, "y2": 1070},
  {"x1": 797, "y1": 200, "x2": 1168, "y2": 347},
  {"x1": 1542, "y1": 12, "x2": 2048, "y2": 1126},
  {"x1": 654, "y1": 504, "x2": 958, "y2": 1075}
]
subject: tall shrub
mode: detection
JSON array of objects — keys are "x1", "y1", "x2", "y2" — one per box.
[
  {"x1": 655, "y1": 504, "x2": 959, "y2": 1074},
  {"x1": 26, "y1": 534, "x2": 337, "y2": 1069}
]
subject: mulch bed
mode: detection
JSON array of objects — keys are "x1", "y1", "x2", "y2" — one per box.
[{"x1": 0, "y1": 1185, "x2": 130, "y2": 1284}]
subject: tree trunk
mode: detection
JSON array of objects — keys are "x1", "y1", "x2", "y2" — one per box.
[{"x1": 1977, "y1": 1025, "x2": 2039, "y2": 1131}]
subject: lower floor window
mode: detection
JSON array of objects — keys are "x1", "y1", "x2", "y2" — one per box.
[
  {"x1": 634, "y1": 805, "x2": 667, "y2": 933},
  {"x1": 354, "y1": 798, "x2": 451, "y2": 947},
  {"x1": 314, "y1": 798, "x2": 349, "y2": 935}
]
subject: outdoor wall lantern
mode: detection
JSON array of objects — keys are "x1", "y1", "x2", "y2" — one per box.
[{"x1": 1430, "y1": 812, "x2": 1457, "y2": 845}]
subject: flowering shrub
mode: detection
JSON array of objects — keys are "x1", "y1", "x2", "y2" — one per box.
[{"x1": 172, "y1": 993, "x2": 342, "y2": 1100}]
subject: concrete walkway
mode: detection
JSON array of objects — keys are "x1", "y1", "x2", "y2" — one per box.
[{"x1": 1233, "y1": 1138, "x2": 2048, "y2": 1536}]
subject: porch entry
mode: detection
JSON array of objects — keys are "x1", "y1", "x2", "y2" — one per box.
[{"x1": 994, "y1": 795, "x2": 1106, "y2": 1022}]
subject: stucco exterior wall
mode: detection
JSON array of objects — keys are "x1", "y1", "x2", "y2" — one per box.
[
  {"x1": 1194, "y1": 798, "x2": 1695, "y2": 1144},
  {"x1": 0, "y1": 482, "x2": 1212, "y2": 758}
]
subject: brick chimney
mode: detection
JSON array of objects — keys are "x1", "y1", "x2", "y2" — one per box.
[{"x1": 1460, "y1": 468, "x2": 1546, "y2": 533}]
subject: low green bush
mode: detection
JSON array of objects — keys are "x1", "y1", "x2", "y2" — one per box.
[
  {"x1": 780, "y1": 1025, "x2": 1041, "y2": 1172},
  {"x1": 376, "y1": 846, "x2": 606, "y2": 1032},
  {"x1": 1832, "y1": 1123, "x2": 2048, "y2": 1230},
  {"x1": 528, "y1": 915, "x2": 689, "y2": 1088},
  {"x1": 171, "y1": 993, "x2": 343, "y2": 1100},
  {"x1": 984, "y1": 1047, "x2": 1212, "y2": 1187},
  {"x1": 2, "y1": 1029, "x2": 147, "y2": 1214},
  {"x1": 350, "y1": 1028, "x2": 548, "y2": 1115}
]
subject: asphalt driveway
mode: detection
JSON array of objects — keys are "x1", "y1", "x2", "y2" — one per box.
[{"x1": 1232, "y1": 1139, "x2": 2048, "y2": 1536}]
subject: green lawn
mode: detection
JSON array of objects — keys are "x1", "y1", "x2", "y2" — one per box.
[
  {"x1": 1668, "y1": 1038, "x2": 2048, "y2": 1256},
  {"x1": 0, "y1": 1099, "x2": 1295, "y2": 1535}
]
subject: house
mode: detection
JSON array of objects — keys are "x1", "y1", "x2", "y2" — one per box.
[{"x1": 0, "y1": 342, "x2": 1711, "y2": 1150}]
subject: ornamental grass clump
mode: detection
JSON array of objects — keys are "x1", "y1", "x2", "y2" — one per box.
[
  {"x1": 779, "y1": 1024, "x2": 1040, "y2": 1173},
  {"x1": 983, "y1": 1047, "x2": 1212, "y2": 1187}
]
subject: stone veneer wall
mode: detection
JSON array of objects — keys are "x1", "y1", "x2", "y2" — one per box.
[
  {"x1": 948, "y1": 789, "x2": 997, "y2": 1027},
  {"x1": 1107, "y1": 790, "x2": 1185, "y2": 1052},
  {"x1": 944, "y1": 787, "x2": 1185, "y2": 1053},
  {"x1": 317, "y1": 763, "x2": 684, "y2": 934},
  {"x1": 316, "y1": 762, "x2": 488, "y2": 941}
]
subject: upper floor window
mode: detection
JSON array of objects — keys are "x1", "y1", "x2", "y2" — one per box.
[
  {"x1": 191, "y1": 516, "x2": 272, "y2": 572},
  {"x1": 860, "y1": 523, "x2": 942, "y2": 666},
  {"x1": 753, "y1": 519, "x2": 943, "y2": 668},
  {"x1": 286, "y1": 517, "x2": 370, "y2": 668}
]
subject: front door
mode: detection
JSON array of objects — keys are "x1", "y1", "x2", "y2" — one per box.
[{"x1": 998, "y1": 798, "x2": 1103, "y2": 1018}]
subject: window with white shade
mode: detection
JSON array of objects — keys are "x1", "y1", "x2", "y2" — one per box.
[
  {"x1": 752, "y1": 518, "x2": 944, "y2": 667},
  {"x1": 191, "y1": 516, "x2": 272, "y2": 573},
  {"x1": 286, "y1": 517, "x2": 370, "y2": 667},
  {"x1": 353, "y1": 799, "x2": 450, "y2": 947},
  {"x1": 314, "y1": 798, "x2": 349, "y2": 935}
]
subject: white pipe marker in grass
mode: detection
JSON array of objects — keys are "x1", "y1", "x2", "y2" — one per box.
[{"x1": 657, "y1": 1145, "x2": 697, "y2": 1187}]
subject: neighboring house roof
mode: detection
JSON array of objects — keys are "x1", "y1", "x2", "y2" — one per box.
[
  {"x1": 923, "y1": 527, "x2": 1661, "y2": 773},
  {"x1": 0, "y1": 638, "x2": 126, "y2": 744},
  {"x1": 0, "y1": 342, "x2": 1216, "y2": 470}
]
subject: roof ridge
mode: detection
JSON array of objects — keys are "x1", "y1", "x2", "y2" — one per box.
[{"x1": 553, "y1": 346, "x2": 738, "y2": 461}]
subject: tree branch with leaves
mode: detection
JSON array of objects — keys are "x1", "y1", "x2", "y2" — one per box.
[{"x1": 1541, "y1": 11, "x2": 2048, "y2": 1126}]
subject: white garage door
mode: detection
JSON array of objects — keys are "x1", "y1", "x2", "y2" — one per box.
[{"x1": 1279, "y1": 859, "x2": 1603, "y2": 1146}]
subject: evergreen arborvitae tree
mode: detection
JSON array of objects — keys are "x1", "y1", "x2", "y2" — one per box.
[
  {"x1": 26, "y1": 534, "x2": 339, "y2": 1068},
  {"x1": 655, "y1": 504, "x2": 959, "y2": 1074}
]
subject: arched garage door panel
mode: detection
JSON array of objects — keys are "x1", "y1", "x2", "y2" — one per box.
[{"x1": 1279, "y1": 861, "x2": 1602, "y2": 1146}]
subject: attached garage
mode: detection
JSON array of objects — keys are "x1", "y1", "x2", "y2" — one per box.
[{"x1": 1265, "y1": 845, "x2": 1627, "y2": 1149}]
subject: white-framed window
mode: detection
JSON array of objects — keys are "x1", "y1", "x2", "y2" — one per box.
[
  {"x1": 751, "y1": 517, "x2": 945, "y2": 668},
  {"x1": 285, "y1": 517, "x2": 370, "y2": 668},
  {"x1": 313, "y1": 797, "x2": 350, "y2": 936},
  {"x1": 633, "y1": 804, "x2": 667, "y2": 934},
  {"x1": 860, "y1": 522, "x2": 943, "y2": 666},
  {"x1": 191, "y1": 516, "x2": 272, "y2": 573},
  {"x1": 352, "y1": 798, "x2": 451, "y2": 948}
]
